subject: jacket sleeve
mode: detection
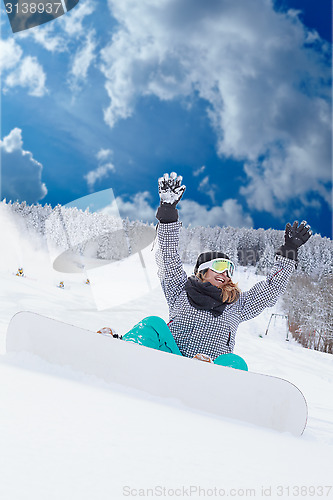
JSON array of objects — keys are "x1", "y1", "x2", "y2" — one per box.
[
  {"x1": 239, "y1": 255, "x2": 295, "y2": 322},
  {"x1": 155, "y1": 221, "x2": 188, "y2": 312}
]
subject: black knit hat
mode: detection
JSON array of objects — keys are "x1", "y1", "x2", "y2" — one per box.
[{"x1": 194, "y1": 251, "x2": 230, "y2": 275}]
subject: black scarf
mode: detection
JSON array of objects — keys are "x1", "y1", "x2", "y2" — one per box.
[{"x1": 184, "y1": 276, "x2": 227, "y2": 317}]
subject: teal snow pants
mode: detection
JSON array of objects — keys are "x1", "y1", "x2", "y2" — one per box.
[
  {"x1": 122, "y1": 316, "x2": 182, "y2": 355},
  {"x1": 122, "y1": 316, "x2": 248, "y2": 371}
]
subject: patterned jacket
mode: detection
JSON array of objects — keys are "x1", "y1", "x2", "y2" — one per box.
[{"x1": 156, "y1": 221, "x2": 295, "y2": 360}]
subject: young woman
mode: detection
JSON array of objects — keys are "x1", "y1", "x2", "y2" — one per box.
[{"x1": 121, "y1": 172, "x2": 312, "y2": 368}]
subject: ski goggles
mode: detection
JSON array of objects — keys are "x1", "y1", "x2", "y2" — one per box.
[{"x1": 197, "y1": 258, "x2": 235, "y2": 277}]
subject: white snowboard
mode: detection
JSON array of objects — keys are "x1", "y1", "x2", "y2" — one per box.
[{"x1": 6, "y1": 311, "x2": 308, "y2": 436}]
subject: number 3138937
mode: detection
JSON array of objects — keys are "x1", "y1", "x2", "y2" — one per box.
[{"x1": 5, "y1": 3, "x2": 62, "y2": 15}]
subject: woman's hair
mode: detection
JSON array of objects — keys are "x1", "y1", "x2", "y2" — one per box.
[{"x1": 196, "y1": 270, "x2": 241, "y2": 304}]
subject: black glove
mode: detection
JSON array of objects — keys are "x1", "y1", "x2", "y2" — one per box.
[
  {"x1": 277, "y1": 220, "x2": 312, "y2": 261},
  {"x1": 156, "y1": 172, "x2": 186, "y2": 223}
]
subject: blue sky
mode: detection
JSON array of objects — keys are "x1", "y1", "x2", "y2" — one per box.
[{"x1": 0, "y1": 0, "x2": 331, "y2": 237}]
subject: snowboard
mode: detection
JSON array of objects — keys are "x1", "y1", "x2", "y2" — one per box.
[{"x1": 6, "y1": 311, "x2": 308, "y2": 436}]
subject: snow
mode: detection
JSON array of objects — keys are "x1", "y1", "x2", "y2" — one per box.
[{"x1": 0, "y1": 204, "x2": 332, "y2": 500}]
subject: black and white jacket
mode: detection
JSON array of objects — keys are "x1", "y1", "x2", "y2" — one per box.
[{"x1": 156, "y1": 221, "x2": 295, "y2": 360}]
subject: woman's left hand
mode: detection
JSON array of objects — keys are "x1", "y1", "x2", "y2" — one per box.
[{"x1": 284, "y1": 220, "x2": 312, "y2": 249}]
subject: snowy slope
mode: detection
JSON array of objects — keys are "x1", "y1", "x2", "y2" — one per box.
[{"x1": 0, "y1": 204, "x2": 332, "y2": 500}]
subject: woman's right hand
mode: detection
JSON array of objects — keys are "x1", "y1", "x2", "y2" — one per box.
[{"x1": 158, "y1": 172, "x2": 186, "y2": 207}]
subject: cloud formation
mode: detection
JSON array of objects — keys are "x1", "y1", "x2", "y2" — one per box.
[
  {"x1": 14, "y1": 0, "x2": 97, "y2": 93},
  {"x1": 0, "y1": 39, "x2": 47, "y2": 96},
  {"x1": 193, "y1": 166, "x2": 206, "y2": 177},
  {"x1": 114, "y1": 192, "x2": 156, "y2": 222},
  {"x1": 197, "y1": 175, "x2": 218, "y2": 203},
  {"x1": 100, "y1": 0, "x2": 331, "y2": 214},
  {"x1": 108, "y1": 190, "x2": 253, "y2": 228},
  {"x1": 61, "y1": 0, "x2": 96, "y2": 37},
  {"x1": 180, "y1": 199, "x2": 254, "y2": 228},
  {"x1": 16, "y1": 0, "x2": 96, "y2": 50},
  {"x1": 68, "y1": 30, "x2": 97, "y2": 90},
  {"x1": 17, "y1": 22, "x2": 67, "y2": 53},
  {"x1": 84, "y1": 149, "x2": 115, "y2": 191},
  {"x1": 0, "y1": 128, "x2": 48, "y2": 203}
]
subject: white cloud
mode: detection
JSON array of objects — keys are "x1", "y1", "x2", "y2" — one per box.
[
  {"x1": 84, "y1": 149, "x2": 115, "y2": 191},
  {"x1": 0, "y1": 128, "x2": 48, "y2": 203},
  {"x1": 179, "y1": 199, "x2": 253, "y2": 228},
  {"x1": 198, "y1": 176, "x2": 209, "y2": 189},
  {"x1": 0, "y1": 38, "x2": 23, "y2": 71},
  {"x1": 1, "y1": 127, "x2": 23, "y2": 153},
  {"x1": 100, "y1": 0, "x2": 331, "y2": 213},
  {"x1": 16, "y1": 0, "x2": 96, "y2": 52},
  {"x1": 193, "y1": 165, "x2": 206, "y2": 177},
  {"x1": 17, "y1": 23, "x2": 67, "y2": 53},
  {"x1": 96, "y1": 149, "x2": 113, "y2": 161},
  {"x1": 1, "y1": 38, "x2": 47, "y2": 97},
  {"x1": 197, "y1": 175, "x2": 217, "y2": 203},
  {"x1": 61, "y1": 0, "x2": 96, "y2": 37},
  {"x1": 5, "y1": 56, "x2": 47, "y2": 97},
  {"x1": 85, "y1": 164, "x2": 115, "y2": 191},
  {"x1": 68, "y1": 30, "x2": 97, "y2": 89},
  {"x1": 103, "y1": 191, "x2": 253, "y2": 228},
  {"x1": 10, "y1": 2, "x2": 97, "y2": 97},
  {"x1": 113, "y1": 192, "x2": 156, "y2": 222},
  {"x1": 8, "y1": 0, "x2": 97, "y2": 98}
]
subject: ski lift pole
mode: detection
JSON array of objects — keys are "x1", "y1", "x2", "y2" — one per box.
[
  {"x1": 286, "y1": 315, "x2": 290, "y2": 341},
  {"x1": 283, "y1": 314, "x2": 289, "y2": 341},
  {"x1": 265, "y1": 313, "x2": 289, "y2": 338},
  {"x1": 265, "y1": 314, "x2": 273, "y2": 335}
]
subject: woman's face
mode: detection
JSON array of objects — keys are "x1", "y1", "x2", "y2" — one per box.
[{"x1": 202, "y1": 269, "x2": 231, "y2": 288}]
